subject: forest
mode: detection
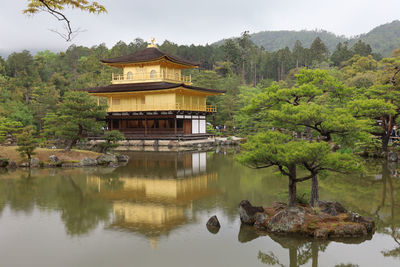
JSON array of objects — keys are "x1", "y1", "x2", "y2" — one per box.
[
  {"x1": 0, "y1": 32, "x2": 384, "y2": 131},
  {"x1": 1, "y1": 30, "x2": 400, "y2": 159}
]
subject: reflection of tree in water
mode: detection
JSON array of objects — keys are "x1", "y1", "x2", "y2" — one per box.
[
  {"x1": 57, "y1": 175, "x2": 111, "y2": 236},
  {"x1": 258, "y1": 235, "x2": 327, "y2": 267},
  {"x1": 7, "y1": 171, "x2": 37, "y2": 214},
  {"x1": 0, "y1": 169, "x2": 113, "y2": 236},
  {"x1": 237, "y1": 217, "x2": 366, "y2": 266},
  {"x1": 378, "y1": 161, "x2": 400, "y2": 259}
]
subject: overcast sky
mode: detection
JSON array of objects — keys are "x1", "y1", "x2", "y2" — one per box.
[{"x1": 1, "y1": 0, "x2": 400, "y2": 56}]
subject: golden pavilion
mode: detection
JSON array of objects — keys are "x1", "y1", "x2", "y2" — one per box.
[{"x1": 86, "y1": 40, "x2": 224, "y2": 140}]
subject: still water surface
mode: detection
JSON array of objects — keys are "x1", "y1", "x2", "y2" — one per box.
[{"x1": 0, "y1": 150, "x2": 399, "y2": 267}]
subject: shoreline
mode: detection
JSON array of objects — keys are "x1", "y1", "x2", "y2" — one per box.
[{"x1": 0, "y1": 146, "x2": 128, "y2": 169}]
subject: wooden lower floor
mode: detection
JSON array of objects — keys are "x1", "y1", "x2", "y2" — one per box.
[{"x1": 104, "y1": 113, "x2": 209, "y2": 140}]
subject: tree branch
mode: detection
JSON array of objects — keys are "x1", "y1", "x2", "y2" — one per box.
[
  {"x1": 295, "y1": 174, "x2": 314, "y2": 182},
  {"x1": 38, "y1": 0, "x2": 73, "y2": 41}
]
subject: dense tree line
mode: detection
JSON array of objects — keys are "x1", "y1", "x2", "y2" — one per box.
[{"x1": 0, "y1": 35, "x2": 395, "y2": 147}]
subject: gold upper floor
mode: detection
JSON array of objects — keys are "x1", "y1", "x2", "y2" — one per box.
[{"x1": 91, "y1": 87, "x2": 219, "y2": 113}]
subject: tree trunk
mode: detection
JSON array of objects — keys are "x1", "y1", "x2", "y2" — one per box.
[
  {"x1": 312, "y1": 243, "x2": 318, "y2": 267},
  {"x1": 310, "y1": 174, "x2": 319, "y2": 207},
  {"x1": 382, "y1": 133, "x2": 390, "y2": 153},
  {"x1": 65, "y1": 139, "x2": 78, "y2": 152},
  {"x1": 289, "y1": 247, "x2": 297, "y2": 267},
  {"x1": 288, "y1": 165, "x2": 297, "y2": 207},
  {"x1": 241, "y1": 59, "x2": 246, "y2": 84}
]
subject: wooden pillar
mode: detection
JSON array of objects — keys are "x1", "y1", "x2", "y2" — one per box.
[
  {"x1": 145, "y1": 117, "x2": 147, "y2": 136},
  {"x1": 174, "y1": 117, "x2": 177, "y2": 135},
  {"x1": 110, "y1": 119, "x2": 113, "y2": 130}
]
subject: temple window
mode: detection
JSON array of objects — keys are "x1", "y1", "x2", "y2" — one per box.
[
  {"x1": 150, "y1": 70, "x2": 157, "y2": 79},
  {"x1": 127, "y1": 71, "x2": 133, "y2": 80}
]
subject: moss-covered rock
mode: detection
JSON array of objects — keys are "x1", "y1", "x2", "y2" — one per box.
[{"x1": 241, "y1": 201, "x2": 375, "y2": 239}]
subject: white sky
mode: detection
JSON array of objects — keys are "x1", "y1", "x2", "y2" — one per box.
[{"x1": 1, "y1": 0, "x2": 400, "y2": 55}]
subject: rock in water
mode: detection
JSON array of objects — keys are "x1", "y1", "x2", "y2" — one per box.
[
  {"x1": 0, "y1": 158, "x2": 9, "y2": 168},
  {"x1": 8, "y1": 161, "x2": 17, "y2": 169},
  {"x1": 96, "y1": 154, "x2": 117, "y2": 165},
  {"x1": 116, "y1": 154, "x2": 129, "y2": 162},
  {"x1": 388, "y1": 152, "x2": 398, "y2": 162},
  {"x1": 30, "y1": 158, "x2": 40, "y2": 168},
  {"x1": 238, "y1": 200, "x2": 264, "y2": 225},
  {"x1": 80, "y1": 157, "x2": 97, "y2": 166},
  {"x1": 266, "y1": 207, "x2": 306, "y2": 233},
  {"x1": 347, "y1": 212, "x2": 375, "y2": 234},
  {"x1": 206, "y1": 215, "x2": 221, "y2": 228},
  {"x1": 206, "y1": 215, "x2": 220, "y2": 234}
]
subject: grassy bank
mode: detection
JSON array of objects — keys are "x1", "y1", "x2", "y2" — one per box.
[{"x1": 0, "y1": 146, "x2": 101, "y2": 163}]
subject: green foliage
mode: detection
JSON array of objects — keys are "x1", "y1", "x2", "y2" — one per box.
[
  {"x1": 0, "y1": 117, "x2": 23, "y2": 143},
  {"x1": 98, "y1": 130, "x2": 125, "y2": 153},
  {"x1": 43, "y1": 91, "x2": 107, "y2": 150},
  {"x1": 239, "y1": 131, "x2": 361, "y2": 175},
  {"x1": 206, "y1": 124, "x2": 216, "y2": 134},
  {"x1": 16, "y1": 126, "x2": 38, "y2": 165}
]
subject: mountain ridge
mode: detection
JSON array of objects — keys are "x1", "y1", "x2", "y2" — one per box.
[{"x1": 215, "y1": 20, "x2": 400, "y2": 57}]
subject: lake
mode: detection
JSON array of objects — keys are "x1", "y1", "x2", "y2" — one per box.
[{"x1": 0, "y1": 150, "x2": 399, "y2": 267}]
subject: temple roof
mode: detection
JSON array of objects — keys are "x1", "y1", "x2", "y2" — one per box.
[
  {"x1": 85, "y1": 82, "x2": 225, "y2": 94},
  {"x1": 101, "y1": 47, "x2": 200, "y2": 67}
]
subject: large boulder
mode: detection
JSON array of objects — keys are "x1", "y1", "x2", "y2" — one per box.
[
  {"x1": 80, "y1": 157, "x2": 97, "y2": 166},
  {"x1": 318, "y1": 201, "x2": 347, "y2": 216},
  {"x1": 0, "y1": 158, "x2": 9, "y2": 168},
  {"x1": 116, "y1": 154, "x2": 129, "y2": 163},
  {"x1": 96, "y1": 154, "x2": 117, "y2": 165},
  {"x1": 30, "y1": 158, "x2": 40, "y2": 168},
  {"x1": 238, "y1": 200, "x2": 264, "y2": 225},
  {"x1": 347, "y1": 212, "x2": 375, "y2": 234},
  {"x1": 266, "y1": 207, "x2": 306, "y2": 233}
]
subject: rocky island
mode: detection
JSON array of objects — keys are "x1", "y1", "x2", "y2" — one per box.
[{"x1": 238, "y1": 200, "x2": 375, "y2": 239}]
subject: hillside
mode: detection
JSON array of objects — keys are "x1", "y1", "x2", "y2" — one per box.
[
  {"x1": 250, "y1": 29, "x2": 347, "y2": 53},
  {"x1": 357, "y1": 20, "x2": 400, "y2": 57},
  {"x1": 216, "y1": 20, "x2": 400, "y2": 57}
]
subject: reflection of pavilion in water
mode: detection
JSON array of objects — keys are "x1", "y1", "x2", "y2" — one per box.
[{"x1": 87, "y1": 151, "x2": 218, "y2": 249}]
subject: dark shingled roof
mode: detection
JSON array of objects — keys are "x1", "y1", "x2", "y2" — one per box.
[
  {"x1": 85, "y1": 82, "x2": 225, "y2": 94},
  {"x1": 101, "y1": 47, "x2": 200, "y2": 67}
]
